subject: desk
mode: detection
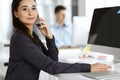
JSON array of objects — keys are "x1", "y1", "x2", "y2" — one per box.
[{"x1": 56, "y1": 44, "x2": 120, "y2": 80}]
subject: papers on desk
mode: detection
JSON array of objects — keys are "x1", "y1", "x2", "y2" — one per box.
[
  {"x1": 59, "y1": 48, "x2": 114, "y2": 64},
  {"x1": 90, "y1": 51, "x2": 114, "y2": 61},
  {"x1": 79, "y1": 51, "x2": 114, "y2": 64},
  {"x1": 60, "y1": 57, "x2": 112, "y2": 64},
  {"x1": 78, "y1": 58, "x2": 99, "y2": 64}
]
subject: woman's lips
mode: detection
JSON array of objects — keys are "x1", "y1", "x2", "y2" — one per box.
[{"x1": 27, "y1": 17, "x2": 35, "y2": 20}]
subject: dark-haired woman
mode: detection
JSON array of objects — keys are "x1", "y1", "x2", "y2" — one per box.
[{"x1": 5, "y1": 0, "x2": 111, "y2": 80}]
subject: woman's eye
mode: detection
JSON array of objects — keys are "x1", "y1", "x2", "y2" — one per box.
[
  {"x1": 23, "y1": 8, "x2": 27, "y2": 11},
  {"x1": 32, "y1": 7, "x2": 36, "y2": 10}
]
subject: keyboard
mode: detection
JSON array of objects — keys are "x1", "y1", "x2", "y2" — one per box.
[{"x1": 82, "y1": 71, "x2": 120, "y2": 80}]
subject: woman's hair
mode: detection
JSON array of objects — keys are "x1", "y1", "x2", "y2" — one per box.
[{"x1": 12, "y1": 0, "x2": 38, "y2": 43}]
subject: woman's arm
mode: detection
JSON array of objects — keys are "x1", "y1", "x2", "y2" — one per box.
[
  {"x1": 40, "y1": 36, "x2": 59, "y2": 61},
  {"x1": 12, "y1": 33, "x2": 111, "y2": 75},
  {"x1": 36, "y1": 18, "x2": 59, "y2": 61},
  {"x1": 13, "y1": 33, "x2": 90, "y2": 74},
  {"x1": 45, "y1": 36, "x2": 59, "y2": 61}
]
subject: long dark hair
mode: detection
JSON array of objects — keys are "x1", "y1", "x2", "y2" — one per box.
[{"x1": 12, "y1": 0, "x2": 39, "y2": 43}]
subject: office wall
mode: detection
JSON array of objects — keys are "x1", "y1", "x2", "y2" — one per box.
[
  {"x1": 0, "y1": 0, "x2": 12, "y2": 43},
  {"x1": 105, "y1": 0, "x2": 120, "y2": 7},
  {"x1": 78, "y1": 0, "x2": 120, "y2": 17},
  {"x1": 86, "y1": 0, "x2": 105, "y2": 17}
]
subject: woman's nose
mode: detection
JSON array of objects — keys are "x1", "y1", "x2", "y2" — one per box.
[{"x1": 28, "y1": 10, "x2": 34, "y2": 16}]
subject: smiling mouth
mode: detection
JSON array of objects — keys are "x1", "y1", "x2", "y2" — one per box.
[{"x1": 27, "y1": 17, "x2": 35, "y2": 20}]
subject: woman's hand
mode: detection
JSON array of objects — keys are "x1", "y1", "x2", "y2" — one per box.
[
  {"x1": 37, "y1": 18, "x2": 53, "y2": 39},
  {"x1": 91, "y1": 63, "x2": 112, "y2": 72}
]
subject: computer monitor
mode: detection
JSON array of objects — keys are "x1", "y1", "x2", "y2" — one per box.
[{"x1": 88, "y1": 6, "x2": 120, "y2": 48}]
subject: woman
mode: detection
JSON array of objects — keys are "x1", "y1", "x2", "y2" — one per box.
[{"x1": 5, "y1": 0, "x2": 111, "y2": 80}]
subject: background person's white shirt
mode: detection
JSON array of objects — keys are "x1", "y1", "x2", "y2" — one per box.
[{"x1": 51, "y1": 22, "x2": 72, "y2": 48}]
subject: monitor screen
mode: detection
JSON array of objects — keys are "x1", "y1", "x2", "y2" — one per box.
[{"x1": 88, "y1": 6, "x2": 120, "y2": 48}]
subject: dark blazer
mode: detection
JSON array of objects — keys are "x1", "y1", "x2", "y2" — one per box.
[{"x1": 5, "y1": 31, "x2": 90, "y2": 80}]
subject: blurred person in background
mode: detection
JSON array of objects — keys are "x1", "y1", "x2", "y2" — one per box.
[
  {"x1": 5, "y1": 0, "x2": 111, "y2": 80},
  {"x1": 51, "y1": 5, "x2": 72, "y2": 48}
]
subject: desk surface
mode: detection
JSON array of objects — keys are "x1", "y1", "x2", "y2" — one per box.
[{"x1": 56, "y1": 44, "x2": 120, "y2": 80}]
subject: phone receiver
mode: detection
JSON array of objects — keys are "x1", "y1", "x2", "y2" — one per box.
[
  {"x1": 34, "y1": 15, "x2": 42, "y2": 28},
  {"x1": 36, "y1": 21, "x2": 41, "y2": 27},
  {"x1": 34, "y1": 15, "x2": 44, "y2": 28}
]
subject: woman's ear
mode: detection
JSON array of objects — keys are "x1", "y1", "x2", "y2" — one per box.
[{"x1": 14, "y1": 11, "x2": 18, "y2": 18}]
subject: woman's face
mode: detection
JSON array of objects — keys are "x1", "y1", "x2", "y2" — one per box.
[{"x1": 14, "y1": 0, "x2": 38, "y2": 27}]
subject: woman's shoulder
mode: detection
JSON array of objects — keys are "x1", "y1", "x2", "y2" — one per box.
[
  {"x1": 11, "y1": 31, "x2": 31, "y2": 42},
  {"x1": 13, "y1": 31, "x2": 27, "y2": 37}
]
